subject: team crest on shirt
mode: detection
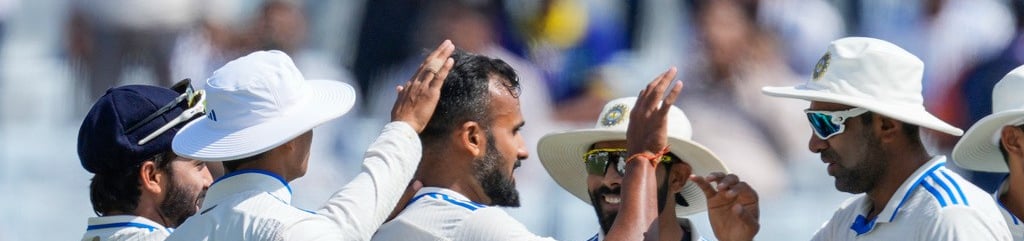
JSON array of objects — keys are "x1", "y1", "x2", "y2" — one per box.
[
  {"x1": 813, "y1": 52, "x2": 831, "y2": 81},
  {"x1": 602, "y1": 104, "x2": 628, "y2": 127}
]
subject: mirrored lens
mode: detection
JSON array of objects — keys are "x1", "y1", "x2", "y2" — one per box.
[
  {"x1": 584, "y1": 151, "x2": 626, "y2": 175},
  {"x1": 807, "y1": 112, "x2": 840, "y2": 138}
]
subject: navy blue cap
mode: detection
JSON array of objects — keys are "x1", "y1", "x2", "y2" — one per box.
[{"x1": 78, "y1": 85, "x2": 187, "y2": 173}]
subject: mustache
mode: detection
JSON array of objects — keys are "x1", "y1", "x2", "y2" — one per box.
[
  {"x1": 821, "y1": 149, "x2": 838, "y2": 163},
  {"x1": 594, "y1": 185, "x2": 621, "y2": 197}
]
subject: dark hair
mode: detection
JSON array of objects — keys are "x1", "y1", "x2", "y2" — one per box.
[
  {"x1": 223, "y1": 151, "x2": 268, "y2": 172},
  {"x1": 859, "y1": 112, "x2": 920, "y2": 141},
  {"x1": 419, "y1": 50, "x2": 520, "y2": 144},
  {"x1": 89, "y1": 151, "x2": 175, "y2": 216}
]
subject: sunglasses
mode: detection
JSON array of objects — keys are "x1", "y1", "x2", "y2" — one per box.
[
  {"x1": 804, "y1": 107, "x2": 869, "y2": 140},
  {"x1": 583, "y1": 148, "x2": 674, "y2": 176},
  {"x1": 126, "y1": 80, "x2": 206, "y2": 145}
]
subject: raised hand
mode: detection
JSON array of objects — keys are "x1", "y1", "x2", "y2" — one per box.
[
  {"x1": 690, "y1": 172, "x2": 760, "y2": 241},
  {"x1": 626, "y1": 67, "x2": 682, "y2": 159},
  {"x1": 391, "y1": 40, "x2": 456, "y2": 133}
]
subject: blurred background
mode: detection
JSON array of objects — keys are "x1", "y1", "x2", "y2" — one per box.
[{"x1": 1, "y1": 0, "x2": 1021, "y2": 240}]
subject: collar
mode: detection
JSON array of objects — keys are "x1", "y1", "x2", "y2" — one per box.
[
  {"x1": 850, "y1": 156, "x2": 950, "y2": 235},
  {"x1": 201, "y1": 169, "x2": 292, "y2": 210},
  {"x1": 409, "y1": 187, "x2": 487, "y2": 210},
  {"x1": 86, "y1": 215, "x2": 170, "y2": 233}
]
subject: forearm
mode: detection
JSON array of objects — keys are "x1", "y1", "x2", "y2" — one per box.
[
  {"x1": 317, "y1": 121, "x2": 422, "y2": 239},
  {"x1": 604, "y1": 157, "x2": 658, "y2": 241}
]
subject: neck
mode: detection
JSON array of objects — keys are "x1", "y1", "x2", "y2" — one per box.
[
  {"x1": 131, "y1": 200, "x2": 170, "y2": 227},
  {"x1": 656, "y1": 201, "x2": 685, "y2": 241},
  {"x1": 234, "y1": 158, "x2": 291, "y2": 182},
  {"x1": 865, "y1": 147, "x2": 930, "y2": 219},
  {"x1": 1003, "y1": 173, "x2": 1024, "y2": 219},
  {"x1": 418, "y1": 153, "x2": 493, "y2": 204}
]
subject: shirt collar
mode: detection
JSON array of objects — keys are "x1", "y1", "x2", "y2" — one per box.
[
  {"x1": 872, "y1": 155, "x2": 948, "y2": 223},
  {"x1": 86, "y1": 215, "x2": 169, "y2": 233},
  {"x1": 201, "y1": 169, "x2": 292, "y2": 210}
]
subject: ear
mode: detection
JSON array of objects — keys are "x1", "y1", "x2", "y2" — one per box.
[
  {"x1": 457, "y1": 121, "x2": 486, "y2": 157},
  {"x1": 139, "y1": 161, "x2": 164, "y2": 195},
  {"x1": 874, "y1": 115, "x2": 901, "y2": 143},
  {"x1": 1001, "y1": 126, "x2": 1024, "y2": 157},
  {"x1": 668, "y1": 161, "x2": 693, "y2": 193}
]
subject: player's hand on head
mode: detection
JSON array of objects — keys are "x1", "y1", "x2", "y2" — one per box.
[
  {"x1": 391, "y1": 39, "x2": 455, "y2": 133},
  {"x1": 690, "y1": 172, "x2": 759, "y2": 241},
  {"x1": 626, "y1": 67, "x2": 682, "y2": 161}
]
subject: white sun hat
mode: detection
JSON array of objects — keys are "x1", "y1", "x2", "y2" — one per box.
[
  {"x1": 172, "y1": 50, "x2": 356, "y2": 161},
  {"x1": 762, "y1": 37, "x2": 963, "y2": 136},
  {"x1": 952, "y1": 65, "x2": 1024, "y2": 172},
  {"x1": 537, "y1": 97, "x2": 729, "y2": 217}
]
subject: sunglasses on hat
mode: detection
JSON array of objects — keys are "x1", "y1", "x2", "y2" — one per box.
[
  {"x1": 583, "y1": 148, "x2": 675, "y2": 176},
  {"x1": 126, "y1": 79, "x2": 206, "y2": 145},
  {"x1": 804, "y1": 107, "x2": 869, "y2": 140}
]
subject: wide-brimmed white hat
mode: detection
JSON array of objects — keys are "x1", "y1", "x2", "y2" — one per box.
[
  {"x1": 172, "y1": 50, "x2": 356, "y2": 161},
  {"x1": 538, "y1": 97, "x2": 729, "y2": 217},
  {"x1": 762, "y1": 37, "x2": 963, "y2": 136},
  {"x1": 952, "y1": 65, "x2": 1024, "y2": 172}
]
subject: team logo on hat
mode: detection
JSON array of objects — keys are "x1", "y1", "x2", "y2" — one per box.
[
  {"x1": 813, "y1": 52, "x2": 831, "y2": 81},
  {"x1": 601, "y1": 104, "x2": 628, "y2": 127}
]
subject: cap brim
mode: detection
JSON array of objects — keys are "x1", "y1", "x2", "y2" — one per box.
[
  {"x1": 762, "y1": 85, "x2": 963, "y2": 136},
  {"x1": 537, "y1": 129, "x2": 729, "y2": 217},
  {"x1": 173, "y1": 80, "x2": 356, "y2": 161},
  {"x1": 952, "y1": 110, "x2": 1024, "y2": 172}
]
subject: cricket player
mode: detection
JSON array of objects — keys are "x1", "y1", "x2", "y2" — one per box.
[
  {"x1": 952, "y1": 65, "x2": 1024, "y2": 240},
  {"x1": 78, "y1": 84, "x2": 213, "y2": 240},
  {"x1": 166, "y1": 40, "x2": 454, "y2": 240},
  {"x1": 757, "y1": 37, "x2": 1011, "y2": 240}
]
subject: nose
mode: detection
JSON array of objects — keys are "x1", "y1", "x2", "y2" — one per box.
[
  {"x1": 200, "y1": 164, "x2": 214, "y2": 188},
  {"x1": 809, "y1": 133, "x2": 828, "y2": 154},
  {"x1": 601, "y1": 162, "x2": 623, "y2": 188},
  {"x1": 517, "y1": 136, "x2": 529, "y2": 161}
]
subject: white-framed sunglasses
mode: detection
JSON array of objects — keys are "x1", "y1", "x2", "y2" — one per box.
[
  {"x1": 125, "y1": 81, "x2": 206, "y2": 145},
  {"x1": 804, "y1": 107, "x2": 869, "y2": 140}
]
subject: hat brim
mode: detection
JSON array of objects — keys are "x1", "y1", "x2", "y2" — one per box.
[
  {"x1": 762, "y1": 85, "x2": 963, "y2": 136},
  {"x1": 952, "y1": 110, "x2": 1024, "y2": 172},
  {"x1": 537, "y1": 129, "x2": 729, "y2": 217},
  {"x1": 173, "y1": 79, "x2": 356, "y2": 161}
]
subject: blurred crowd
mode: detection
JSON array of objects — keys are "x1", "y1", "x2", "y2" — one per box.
[{"x1": 5, "y1": 0, "x2": 1024, "y2": 240}]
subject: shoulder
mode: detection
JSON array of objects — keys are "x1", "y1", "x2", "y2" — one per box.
[
  {"x1": 812, "y1": 195, "x2": 867, "y2": 239},
  {"x1": 453, "y1": 207, "x2": 553, "y2": 241}
]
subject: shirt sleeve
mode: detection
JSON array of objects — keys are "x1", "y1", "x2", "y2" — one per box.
[
  {"x1": 312, "y1": 121, "x2": 423, "y2": 241},
  {"x1": 452, "y1": 207, "x2": 557, "y2": 241}
]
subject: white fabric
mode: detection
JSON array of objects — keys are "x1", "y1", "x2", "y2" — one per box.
[
  {"x1": 995, "y1": 179, "x2": 1024, "y2": 241},
  {"x1": 953, "y1": 64, "x2": 1024, "y2": 172},
  {"x1": 811, "y1": 156, "x2": 1011, "y2": 240},
  {"x1": 762, "y1": 37, "x2": 963, "y2": 136},
  {"x1": 81, "y1": 215, "x2": 171, "y2": 241},
  {"x1": 589, "y1": 217, "x2": 705, "y2": 241},
  {"x1": 173, "y1": 50, "x2": 357, "y2": 162},
  {"x1": 167, "y1": 121, "x2": 421, "y2": 241},
  {"x1": 372, "y1": 187, "x2": 556, "y2": 241},
  {"x1": 537, "y1": 97, "x2": 728, "y2": 217}
]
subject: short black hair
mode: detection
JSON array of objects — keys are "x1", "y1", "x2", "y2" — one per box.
[
  {"x1": 419, "y1": 50, "x2": 519, "y2": 144},
  {"x1": 89, "y1": 151, "x2": 175, "y2": 215},
  {"x1": 223, "y1": 151, "x2": 268, "y2": 172}
]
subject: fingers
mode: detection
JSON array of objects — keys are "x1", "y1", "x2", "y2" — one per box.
[
  {"x1": 660, "y1": 81, "x2": 683, "y2": 115},
  {"x1": 690, "y1": 174, "x2": 718, "y2": 198},
  {"x1": 430, "y1": 57, "x2": 455, "y2": 89}
]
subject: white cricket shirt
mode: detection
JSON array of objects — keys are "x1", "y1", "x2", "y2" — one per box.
[
  {"x1": 82, "y1": 215, "x2": 172, "y2": 241},
  {"x1": 996, "y1": 178, "x2": 1024, "y2": 240},
  {"x1": 811, "y1": 156, "x2": 1012, "y2": 240},
  {"x1": 167, "y1": 121, "x2": 422, "y2": 241},
  {"x1": 372, "y1": 187, "x2": 556, "y2": 241},
  {"x1": 586, "y1": 217, "x2": 706, "y2": 241}
]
